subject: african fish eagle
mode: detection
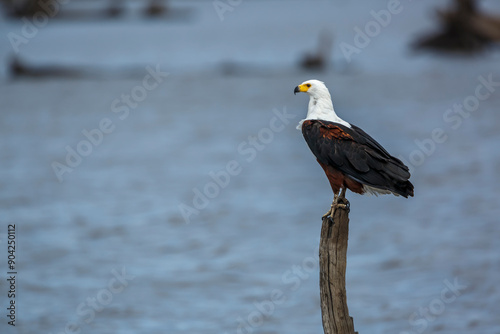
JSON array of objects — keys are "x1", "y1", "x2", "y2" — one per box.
[{"x1": 294, "y1": 79, "x2": 414, "y2": 218}]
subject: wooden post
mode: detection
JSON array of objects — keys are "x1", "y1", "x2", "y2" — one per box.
[{"x1": 319, "y1": 197, "x2": 357, "y2": 334}]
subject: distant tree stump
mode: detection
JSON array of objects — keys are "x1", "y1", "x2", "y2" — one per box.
[
  {"x1": 1, "y1": 0, "x2": 57, "y2": 18},
  {"x1": 319, "y1": 197, "x2": 357, "y2": 334},
  {"x1": 412, "y1": 0, "x2": 500, "y2": 53}
]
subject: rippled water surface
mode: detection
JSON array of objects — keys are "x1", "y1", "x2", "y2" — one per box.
[{"x1": 1, "y1": 1, "x2": 500, "y2": 333}]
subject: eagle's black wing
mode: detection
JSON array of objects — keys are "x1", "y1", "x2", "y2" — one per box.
[{"x1": 302, "y1": 119, "x2": 414, "y2": 197}]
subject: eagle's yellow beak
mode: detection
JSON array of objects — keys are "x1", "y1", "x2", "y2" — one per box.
[{"x1": 294, "y1": 84, "x2": 309, "y2": 95}]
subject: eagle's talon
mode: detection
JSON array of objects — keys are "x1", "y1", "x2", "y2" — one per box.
[
  {"x1": 322, "y1": 213, "x2": 334, "y2": 224},
  {"x1": 322, "y1": 205, "x2": 335, "y2": 221},
  {"x1": 335, "y1": 198, "x2": 350, "y2": 212},
  {"x1": 335, "y1": 203, "x2": 349, "y2": 212}
]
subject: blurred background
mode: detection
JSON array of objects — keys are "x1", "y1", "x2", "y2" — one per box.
[{"x1": 1, "y1": 0, "x2": 499, "y2": 333}]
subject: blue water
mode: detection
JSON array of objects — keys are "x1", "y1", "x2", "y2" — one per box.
[{"x1": 1, "y1": 1, "x2": 500, "y2": 333}]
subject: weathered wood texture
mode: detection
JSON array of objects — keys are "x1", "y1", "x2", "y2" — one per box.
[{"x1": 319, "y1": 197, "x2": 357, "y2": 334}]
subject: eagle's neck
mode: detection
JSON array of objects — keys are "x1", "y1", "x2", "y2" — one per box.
[{"x1": 305, "y1": 94, "x2": 351, "y2": 128}]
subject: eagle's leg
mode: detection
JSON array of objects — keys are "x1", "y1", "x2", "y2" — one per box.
[
  {"x1": 336, "y1": 187, "x2": 350, "y2": 212},
  {"x1": 322, "y1": 192, "x2": 339, "y2": 220}
]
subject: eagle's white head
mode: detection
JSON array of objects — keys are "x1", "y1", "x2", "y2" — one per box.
[
  {"x1": 294, "y1": 79, "x2": 331, "y2": 99},
  {"x1": 294, "y1": 79, "x2": 351, "y2": 129}
]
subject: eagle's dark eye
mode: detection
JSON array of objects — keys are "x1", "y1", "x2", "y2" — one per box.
[{"x1": 306, "y1": 84, "x2": 311, "y2": 87}]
